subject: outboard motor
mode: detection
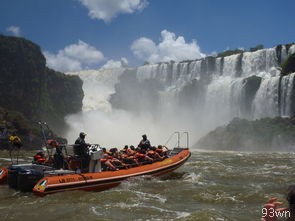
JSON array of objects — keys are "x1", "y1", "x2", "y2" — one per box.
[
  {"x1": 7, "y1": 164, "x2": 33, "y2": 189},
  {"x1": 7, "y1": 164, "x2": 53, "y2": 191},
  {"x1": 88, "y1": 144, "x2": 103, "y2": 173},
  {"x1": 17, "y1": 169, "x2": 44, "y2": 192},
  {"x1": 7, "y1": 166, "x2": 22, "y2": 189}
]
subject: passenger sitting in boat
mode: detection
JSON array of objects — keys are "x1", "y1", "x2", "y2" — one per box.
[
  {"x1": 47, "y1": 139, "x2": 59, "y2": 148},
  {"x1": 135, "y1": 148, "x2": 153, "y2": 164},
  {"x1": 147, "y1": 146, "x2": 165, "y2": 161},
  {"x1": 155, "y1": 145, "x2": 168, "y2": 157},
  {"x1": 74, "y1": 132, "x2": 90, "y2": 171},
  {"x1": 127, "y1": 145, "x2": 137, "y2": 155},
  {"x1": 101, "y1": 148, "x2": 118, "y2": 171},
  {"x1": 33, "y1": 152, "x2": 46, "y2": 164},
  {"x1": 120, "y1": 145, "x2": 129, "y2": 154},
  {"x1": 109, "y1": 148, "x2": 121, "y2": 159},
  {"x1": 138, "y1": 134, "x2": 151, "y2": 152},
  {"x1": 261, "y1": 185, "x2": 295, "y2": 220},
  {"x1": 109, "y1": 147, "x2": 118, "y2": 155},
  {"x1": 108, "y1": 148, "x2": 130, "y2": 169},
  {"x1": 117, "y1": 146, "x2": 140, "y2": 166}
]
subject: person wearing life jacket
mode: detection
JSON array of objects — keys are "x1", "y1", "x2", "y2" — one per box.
[
  {"x1": 262, "y1": 185, "x2": 295, "y2": 221},
  {"x1": 33, "y1": 152, "x2": 46, "y2": 164},
  {"x1": 135, "y1": 147, "x2": 153, "y2": 164},
  {"x1": 138, "y1": 134, "x2": 151, "y2": 152},
  {"x1": 109, "y1": 148, "x2": 130, "y2": 169},
  {"x1": 47, "y1": 139, "x2": 59, "y2": 148},
  {"x1": 155, "y1": 145, "x2": 168, "y2": 157},
  {"x1": 147, "y1": 146, "x2": 164, "y2": 161},
  {"x1": 118, "y1": 146, "x2": 140, "y2": 167},
  {"x1": 126, "y1": 145, "x2": 137, "y2": 156},
  {"x1": 9, "y1": 132, "x2": 22, "y2": 149},
  {"x1": 109, "y1": 148, "x2": 118, "y2": 156},
  {"x1": 120, "y1": 145, "x2": 129, "y2": 154},
  {"x1": 127, "y1": 145, "x2": 153, "y2": 165},
  {"x1": 100, "y1": 148, "x2": 118, "y2": 171}
]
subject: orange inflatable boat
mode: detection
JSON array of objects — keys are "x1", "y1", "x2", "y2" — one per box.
[
  {"x1": 33, "y1": 148, "x2": 190, "y2": 196},
  {"x1": 0, "y1": 168, "x2": 8, "y2": 184}
]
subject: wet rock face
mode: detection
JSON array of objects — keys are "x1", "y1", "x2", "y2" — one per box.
[
  {"x1": 0, "y1": 35, "x2": 83, "y2": 133},
  {"x1": 281, "y1": 53, "x2": 295, "y2": 76},
  {"x1": 195, "y1": 117, "x2": 295, "y2": 151},
  {"x1": 241, "y1": 75, "x2": 262, "y2": 116},
  {"x1": 110, "y1": 69, "x2": 163, "y2": 114}
]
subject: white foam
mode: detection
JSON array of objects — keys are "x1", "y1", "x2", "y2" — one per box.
[{"x1": 134, "y1": 191, "x2": 167, "y2": 203}]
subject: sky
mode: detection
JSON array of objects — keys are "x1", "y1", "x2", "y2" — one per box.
[{"x1": 0, "y1": 0, "x2": 294, "y2": 72}]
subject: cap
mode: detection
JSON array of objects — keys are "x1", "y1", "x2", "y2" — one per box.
[{"x1": 80, "y1": 132, "x2": 87, "y2": 136}]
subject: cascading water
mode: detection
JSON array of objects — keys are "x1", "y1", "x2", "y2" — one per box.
[
  {"x1": 280, "y1": 72, "x2": 295, "y2": 116},
  {"x1": 65, "y1": 44, "x2": 295, "y2": 148},
  {"x1": 73, "y1": 68, "x2": 125, "y2": 112},
  {"x1": 252, "y1": 75, "x2": 281, "y2": 118}
]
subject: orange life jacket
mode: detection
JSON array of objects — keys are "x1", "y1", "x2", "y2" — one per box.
[
  {"x1": 100, "y1": 158, "x2": 107, "y2": 163},
  {"x1": 136, "y1": 153, "x2": 146, "y2": 158}
]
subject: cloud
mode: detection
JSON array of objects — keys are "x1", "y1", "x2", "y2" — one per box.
[
  {"x1": 101, "y1": 57, "x2": 129, "y2": 69},
  {"x1": 6, "y1": 26, "x2": 21, "y2": 36},
  {"x1": 131, "y1": 30, "x2": 205, "y2": 63},
  {"x1": 44, "y1": 40, "x2": 105, "y2": 72},
  {"x1": 130, "y1": 37, "x2": 157, "y2": 61},
  {"x1": 78, "y1": 0, "x2": 148, "y2": 22}
]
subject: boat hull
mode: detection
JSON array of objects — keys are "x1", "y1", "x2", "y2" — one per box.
[
  {"x1": 33, "y1": 148, "x2": 191, "y2": 196},
  {"x1": 0, "y1": 168, "x2": 8, "y2": 184}
]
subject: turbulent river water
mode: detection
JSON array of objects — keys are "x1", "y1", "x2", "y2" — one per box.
[{"x1": 0, "y1": 150, "x2": 294, "y2": 221}]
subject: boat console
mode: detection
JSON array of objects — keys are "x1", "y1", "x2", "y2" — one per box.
[{"x1": 88, "y1": 144, "x2": 103, "y2": 173}]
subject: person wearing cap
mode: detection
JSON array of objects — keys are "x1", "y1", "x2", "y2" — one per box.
[
  {"x1": 138, "y1": 134, "x2": 151, "y2": 152},
  {"x1": 74, "y1": 132, "x2": 90, "y2": 171}
]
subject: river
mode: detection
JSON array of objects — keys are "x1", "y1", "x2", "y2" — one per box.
[{"x1": 0, "y1": 150, "x2": 294, "y2": 221}]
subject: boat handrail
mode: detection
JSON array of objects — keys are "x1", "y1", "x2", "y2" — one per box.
[
  {"x1": 183, "y1": 132, "x2": 189, "y2": 149},
  {"x1": 164, "y1": 131, "x2": 189, "y2": 149}
]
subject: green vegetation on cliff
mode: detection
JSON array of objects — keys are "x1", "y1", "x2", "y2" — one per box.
[
  {"x1": 196, "y1": 117, "x2": 295, "y2": 151},
  {"x1": 249, "y1": 44, "x2": 264, "y2": 52},
  {"x1": 0, "y1": 107, "x2": 64, "y2": 149},
  {"x1": 0, "y1": 35, "x2": 83, "y2": 148},
  {"x1": 217, "y1": 49, "x2": 243, "y2": 58}
]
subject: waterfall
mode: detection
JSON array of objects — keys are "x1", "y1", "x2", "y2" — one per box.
[
  {"x1": 132, "y1": 45, "x2": 294, "y2": 121},
  {"x1": 280, "y1": 72, "x2": 295, "y2": 116},
  {"x1": 65, "y1": 44, "x2": 295, "y2": 146},
  {"x1": 252, "y1": 76, "x2": 281, "y2": 118},
  {"x1": 70, "y1": 68, "x2": 126, "y2": 112}
]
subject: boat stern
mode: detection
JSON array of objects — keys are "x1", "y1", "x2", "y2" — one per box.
[{"x1": 33, "y1": 178, "x2": 48, "y2": 196}]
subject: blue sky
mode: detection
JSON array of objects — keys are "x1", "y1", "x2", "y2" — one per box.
[{"x1": 0, "y1": 0, "x2": 294, "y2": 72}]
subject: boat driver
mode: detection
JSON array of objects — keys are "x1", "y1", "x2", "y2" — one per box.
[{"x1": 74, "y1": 132, "x2": 90, "y2": 170}]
